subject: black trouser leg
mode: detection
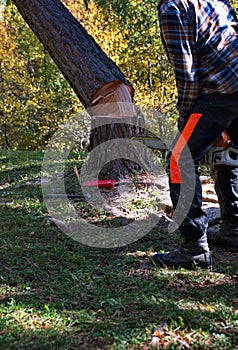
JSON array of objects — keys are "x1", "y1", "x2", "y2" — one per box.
[
  {"x1": 213, "y1": 165, "x2": 238, "y2": 234},
  {"x1": 167, "y1": 92, "x2": 238, "y2": 241}
]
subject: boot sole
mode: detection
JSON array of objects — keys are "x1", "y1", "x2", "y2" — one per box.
[{"x1": 152, "y1": 255, "x2": 212, "y2": 270}]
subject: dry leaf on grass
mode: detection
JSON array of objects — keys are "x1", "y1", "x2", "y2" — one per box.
[{"x1": 150, "y1": 322, "x2": 190, "y2": 349}]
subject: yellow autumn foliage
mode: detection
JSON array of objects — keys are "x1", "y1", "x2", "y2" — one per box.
[{"x1": 1, "y1": 0, "x2": 237, "y2": 149}]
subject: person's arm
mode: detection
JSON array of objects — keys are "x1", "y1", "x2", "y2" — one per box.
[{"x1": 159, "y1": 4, "x2": 198, "y2": 119}]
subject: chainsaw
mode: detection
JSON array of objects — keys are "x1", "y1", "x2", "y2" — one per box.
[
  {"x1": 132, "y1": 133, "x2": 238, "y2": 169},
  {"x1": 208, "y1": 131, "x2": 238, "y2": 168}
]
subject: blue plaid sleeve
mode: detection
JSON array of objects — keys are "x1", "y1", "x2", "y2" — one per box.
[{"x1": 159, "y1": 3, "x2": 199, "y2": 118}]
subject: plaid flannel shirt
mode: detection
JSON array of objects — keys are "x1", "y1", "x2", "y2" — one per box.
[{"x1": 158, "y1": 0, "x2": 238, "y2": 119}]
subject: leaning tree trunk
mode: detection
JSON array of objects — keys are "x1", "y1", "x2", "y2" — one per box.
[{"x1": 12, "y1": 0, "x2": 146, "y2": 180}]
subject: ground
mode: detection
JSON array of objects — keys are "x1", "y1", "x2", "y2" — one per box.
[{"x1": 0, "y1": 151, "x2": 237, "y2": 349}]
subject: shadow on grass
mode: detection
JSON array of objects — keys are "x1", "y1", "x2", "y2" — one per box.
[
  {"x1": 1, "y1": 203, "x2": 238, "y2": 349},
  {"x1": 1, "y1": 151, "x2": 238, "y2": 349}
]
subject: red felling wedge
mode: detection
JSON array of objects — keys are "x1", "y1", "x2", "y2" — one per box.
[{"x1": 82, "y1": 180, "x2": 118, "y2": 188}]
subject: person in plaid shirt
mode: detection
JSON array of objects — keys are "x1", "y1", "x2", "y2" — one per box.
[{"x1": 153, "y1": 0, "x2": 238, "y2": 269}]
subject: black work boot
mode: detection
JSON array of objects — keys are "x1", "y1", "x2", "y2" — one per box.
[
  {"x1": 207, "y1": 221, "x2": 238, "y2": 251},
  {"x1": 152, "y1": 234, "x2": 212, "y2": 270}
]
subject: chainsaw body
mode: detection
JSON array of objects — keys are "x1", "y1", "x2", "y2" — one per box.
[{"x1": 208, "y1": 131, "x2": 238, "y2": 168}]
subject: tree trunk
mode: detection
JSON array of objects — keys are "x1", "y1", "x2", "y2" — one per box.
[
  {"x1": 12, "y1": 0, "x2": 132, "y2": 107},
  {"x1": 12, "y1": 0, "x2": 146, "y2": 179}
]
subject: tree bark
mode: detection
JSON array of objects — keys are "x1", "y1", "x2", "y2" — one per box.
[
  {"x1": 12, "y1": 0, "x2": 146, "y2": 179},
  {"x1": 12, "y1": 0, "x2": 133, "y2": 108}
]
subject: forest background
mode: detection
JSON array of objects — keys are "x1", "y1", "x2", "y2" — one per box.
[
  {"x1": 1, "y1": 0, "x2": 238, "y2": 151},
  {"x1": 0, "y1": 0, "x2": 178, "y2": 150}
]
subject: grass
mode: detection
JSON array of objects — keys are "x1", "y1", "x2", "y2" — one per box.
[{"x1": 0, "y1": 150, "x2": 238, "y2": 349}]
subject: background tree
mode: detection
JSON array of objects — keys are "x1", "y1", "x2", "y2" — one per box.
[{"x1": 0, "y1": 2, "x2": 82, "y2": 150}]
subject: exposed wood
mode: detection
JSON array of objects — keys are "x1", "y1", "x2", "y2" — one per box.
[{"x1": 88, "y1": 82, "x2": 146, "y2": 180}]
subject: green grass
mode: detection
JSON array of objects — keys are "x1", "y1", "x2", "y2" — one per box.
[{"x1": 0, "y1": 151, "x2": 238, "y2": 349}]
